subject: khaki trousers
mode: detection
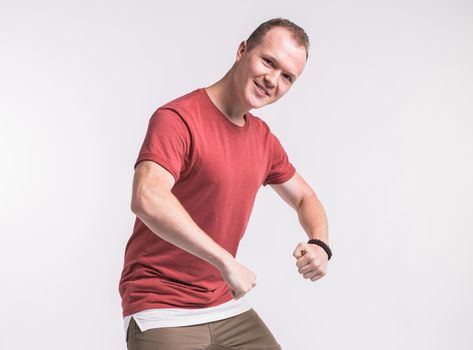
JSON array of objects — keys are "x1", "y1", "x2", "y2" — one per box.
[{"x1": 126, "y1": 308, "x2": 282, "y2": 350}]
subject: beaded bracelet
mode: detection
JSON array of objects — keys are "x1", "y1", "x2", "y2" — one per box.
[{"x1": 307, "y1": 239, "x2": 332, "y2": 260}]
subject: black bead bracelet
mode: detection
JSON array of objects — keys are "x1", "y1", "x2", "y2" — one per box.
[{"x1": 307, "y1": 239, "x2": 332, "y2": 260}]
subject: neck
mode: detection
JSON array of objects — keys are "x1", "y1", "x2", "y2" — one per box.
[{"x1": 204, "y1": 65, "x2": 250, "y2": 125}]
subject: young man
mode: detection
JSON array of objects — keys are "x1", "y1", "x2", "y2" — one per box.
[{"x1": 119, "y1": 18, "x2": 331, "y2": 350}]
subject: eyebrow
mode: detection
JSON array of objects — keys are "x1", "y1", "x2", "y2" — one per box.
[{"x1": 265, "y1": 54, "x2": 297, "y2": 81}]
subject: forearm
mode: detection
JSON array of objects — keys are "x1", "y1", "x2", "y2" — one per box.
[
  {"x1": 296, "y1": 192, "x2": 329, "y2": 244},
  {"x1": 133, "y1": 191, "x2": 233, "y2": 271}
]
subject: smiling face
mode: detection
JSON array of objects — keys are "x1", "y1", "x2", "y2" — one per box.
[{"x1": 232, "y1": 26, "x2": 307, "y2": 109}]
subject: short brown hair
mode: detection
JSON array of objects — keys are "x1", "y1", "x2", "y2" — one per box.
[{"x1": 245, "y1": 18, "x2": 310, "y2": 60}]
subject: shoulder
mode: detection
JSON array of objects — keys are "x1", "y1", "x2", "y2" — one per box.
[
  {"x1": 147, "y1": 88, "x2": 202, "y2": 128},
  {"x1": 162, "y1": 88, "x2": 201, "y2": 107},
  {"x1": 158, "y1": 88, "x2": 202, "y2": 117}
]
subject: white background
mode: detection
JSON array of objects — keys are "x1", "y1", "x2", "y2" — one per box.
[{"x1": 1, "y1": 1, "x2": 472, "y2": 349}]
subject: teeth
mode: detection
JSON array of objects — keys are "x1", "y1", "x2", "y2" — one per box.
[{"x1": 256, "y1": 83, "x2": 267, "y2": 95}]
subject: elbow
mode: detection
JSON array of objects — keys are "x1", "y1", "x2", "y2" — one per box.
[
  {"x1": 131, "y1": 197, "x2": 158, "y2": 222},
  {"x1": 130, "y1": 198, "x2": 143, "y2": 217},
  {"x1": 130, "y1": 182, "x2": 153, "y2": 217},
  {"x1": 130, "y1": 188, "x2": 169, "y2": 219},
  {"x1": 297, "y1": 191, "x2": 318, "y2": 211},
  {"x1": 130, "y1": 190, "x2": 152, "y2": 218}
]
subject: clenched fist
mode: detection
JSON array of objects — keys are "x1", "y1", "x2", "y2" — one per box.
[
  {"x1": 219, "y1": 257, "x2": 257, "y2": 300},
  {"x1": 293, "y1": 241, "x2": 328, "y2": 282}
]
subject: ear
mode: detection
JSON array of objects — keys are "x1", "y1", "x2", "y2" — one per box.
[{"x1": 236, "y1": 40, "x2": 247, "y2": 61}]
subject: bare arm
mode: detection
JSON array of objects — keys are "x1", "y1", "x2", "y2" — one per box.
[
  {"x1": 131, "y1": 160, "x2": 233, "y2": 270},
  {"x1": 270, "y1": 171, "x2": 329, "y2": 243},
  {"x1": 271, "y1": 171, "x2": 330, "y2": 282},
  {"x1": 297, "y1": 192, "x2": 329, "y2": 244},
  {"x1": 131, "y1": 160, "x2": 256, "y2": 298}
]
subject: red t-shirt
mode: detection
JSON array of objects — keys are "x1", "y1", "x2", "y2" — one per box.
[{"x1": 119, "y1": 87, "x2": 296, "y2": 317}]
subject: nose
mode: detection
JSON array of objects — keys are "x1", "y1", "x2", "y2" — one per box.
[{"x1": 263, "y1": 72, "x2": 277, "y2": 88}]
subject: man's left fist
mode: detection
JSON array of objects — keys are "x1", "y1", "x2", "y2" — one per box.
[{"x1": 292, "y1": 242, "x2": 328, "y2": 282}]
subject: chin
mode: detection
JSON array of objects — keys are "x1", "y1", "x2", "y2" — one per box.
[
  {"x1": 246, "y1": 86, "x2": 268, "y2": 109},
  {"x1": 248, "y1": 98, "x2": 266, "y2": 110},
  {"x1": 252, "y1": 101, "x2": 268, "y2": 109}
]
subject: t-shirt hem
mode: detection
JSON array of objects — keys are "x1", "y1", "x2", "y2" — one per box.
[
  {"x1": 122, "y1": 293, "x2": 235, "y2": 318},
  {"x1": 122, "y1": 297, "x2": 252, "y2": 343}
]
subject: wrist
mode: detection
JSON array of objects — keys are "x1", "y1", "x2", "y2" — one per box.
[
  {"x1": 307, "y1": 238, "x2": 332, "y2": 260},
  {"x1": 215, "y1": 249, "x2": 235, "y2": 272}
]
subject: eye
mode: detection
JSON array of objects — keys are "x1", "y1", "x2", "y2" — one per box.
[
  {"x1": 263, "y1": 58, "x2": 273, "y2": 65},
  {"x1": 284, "y1": 74, "x2": 292, "y2": 82}
]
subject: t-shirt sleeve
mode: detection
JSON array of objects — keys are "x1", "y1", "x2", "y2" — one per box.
[
  {"x1": 134, "y1": 107, "x2": 191, "y2": 182},
  {"x1": 263, "y1": 132, "x2": 296, "y2": 186}
]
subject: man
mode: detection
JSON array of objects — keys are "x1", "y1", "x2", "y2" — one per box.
[{"x1": 119, "y1": 17, "x2": 331, "y2": 350}]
